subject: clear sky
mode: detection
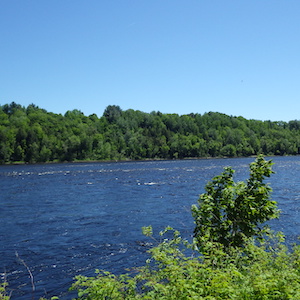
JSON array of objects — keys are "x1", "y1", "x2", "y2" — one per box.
[{"x1": 1, "y1": 1, "x2": 299, "y2": 121}]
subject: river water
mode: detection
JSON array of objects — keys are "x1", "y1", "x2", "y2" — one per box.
[{"x1": 0, "y1": 156, "x2": 299, "y2": 299}]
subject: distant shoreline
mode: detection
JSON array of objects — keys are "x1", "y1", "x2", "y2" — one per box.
[{"x1": 1, "y1": 154, "x2": 286, "y2": 167}]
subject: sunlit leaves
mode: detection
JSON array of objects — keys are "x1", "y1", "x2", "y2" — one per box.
[
  {"x1": 1, "y1": 102, "x2": 300, "y2": 163},
  {"x1": 192, "y1": 155, "x2": 279, "y2": 252},
  {"x1": 70, "y1": 230, "x2": 300, "y2": 300}
]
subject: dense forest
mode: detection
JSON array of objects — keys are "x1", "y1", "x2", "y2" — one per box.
[{"x1": 1, "y1": 102, "x2": 300, "y2": 164}]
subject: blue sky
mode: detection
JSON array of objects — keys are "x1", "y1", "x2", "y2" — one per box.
[{"x1": 1, "y1": 1, "x2": 299, "y2": 121}]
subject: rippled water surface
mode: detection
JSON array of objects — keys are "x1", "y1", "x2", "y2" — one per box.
[{"x1": 0, "y1": 157, "x2": 299, "y2": 299}]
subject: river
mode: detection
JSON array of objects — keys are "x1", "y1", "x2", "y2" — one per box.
[{"x1": 0, "y1": 156, "x2": 299, "y2": 299}]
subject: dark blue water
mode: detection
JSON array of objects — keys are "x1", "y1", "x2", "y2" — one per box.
[{"x1": 0, "y1": 157, "x2": 299, "y2": 299}]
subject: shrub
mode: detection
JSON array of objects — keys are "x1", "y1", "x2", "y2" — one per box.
[
  {"x1": 69, "y1": 156, "x2": 300, "y2": 299},
  {"x1": 192, "y1": 155, "x2": 280, "y2": 253},
  {"x1": 70, "y1": 228, "x2": 300, "y2": 299},
  {"x1": 0, "y1": 281, "x2": 10, "y2": 300}
]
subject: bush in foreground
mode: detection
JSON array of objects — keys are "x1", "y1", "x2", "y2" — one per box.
[
  {"x1": 192, "y1": 154, "x2": 279, "y2": 253},
  {"x1": 69, "y1": 156, "x2": 300, "y2": 299},
  {"x1": 70, "y1": 228, "x2": 300, "y2": 299},
  {"x1": 0, "y1": 282, "x2": 10, "y2": 300}
]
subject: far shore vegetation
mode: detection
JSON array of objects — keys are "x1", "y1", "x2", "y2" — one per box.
[{"x1": 1, "y1": 102, "x2": 300, "y2": 165}]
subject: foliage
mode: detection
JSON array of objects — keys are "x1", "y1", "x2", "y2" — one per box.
[
  {"x1": 0, "y1": 281, "x2": 10, "y2": 300},
  {"x1": 69, "y1": 227, "x2": 300, "y2": 300},
  {"x1": 1, "y1": 102, "x2": 300, "y2": 164},
  {"x1": 192, "y1": 155, "x2": 280, "y2": 252},
  {"x1": 67, "y1": 157, "x2": 300, "y2": 299}
]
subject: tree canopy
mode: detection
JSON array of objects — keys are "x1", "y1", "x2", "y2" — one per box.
[{"x1": 1, "y1": 102, "x2": 300, "y2": 164}]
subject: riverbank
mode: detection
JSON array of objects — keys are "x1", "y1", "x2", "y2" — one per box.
[{"x1": 1, "y1": 153, "x2": 274, "y2": 166}]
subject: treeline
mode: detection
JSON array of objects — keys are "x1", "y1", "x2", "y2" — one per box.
[{"x1": 1, "y1": 102, "x2": 300, "y2": 164}]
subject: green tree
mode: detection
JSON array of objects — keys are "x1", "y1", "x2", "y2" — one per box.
[
  {"x1": 220, "y1": 144, "x2": 236, "y2": 157},
  {"x1": 103, "y1": 105, "x2": 122, "y2": 123},
  {"x1": 3, "y1": 102, "x2": 300, "y2": 164},
  {"x1": 192, "y1": 155, "x2": 279, "y2": 252},
  {"x1": 39, "y1": 145, "x2": 52, "y2": 162}
]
